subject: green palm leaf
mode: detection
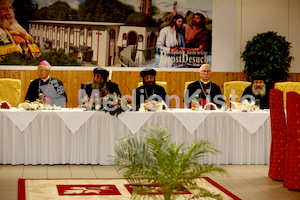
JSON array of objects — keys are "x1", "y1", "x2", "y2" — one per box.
[{"x1": 112, "y1": 125, "x2": 228, "y2": 200}]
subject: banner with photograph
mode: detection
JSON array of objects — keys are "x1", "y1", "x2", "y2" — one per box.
[
  {"x1": 144, "y1": 0, "x2": 212, "y2": 68},
  {"x1": 0, "y1": 0, "x2": 212, "y2": 68}
]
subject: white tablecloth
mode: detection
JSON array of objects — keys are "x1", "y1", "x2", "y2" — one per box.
[{"x1": 0, "y1": 109, "x2": 271, "y2": 165}]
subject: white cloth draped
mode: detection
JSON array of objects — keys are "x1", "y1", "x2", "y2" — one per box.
[
  {"x1": 0, "y1": 109, "x2": 271, "y2": 165},
  {"x1": 3, "y1": 110, "x2": 40, "y2": 132},
  {"x1": 227, "y1": 111, "x2": 270, "y2": 134},
  {"x1": 169, "y1": 109, "x2": 211, "y2": 134},
  {"x1": 118, "y1": 112, "x2": 153, "y2": 134},
  {"x1": 56, "y1": 110, "x2": 95, "y2": 134}
]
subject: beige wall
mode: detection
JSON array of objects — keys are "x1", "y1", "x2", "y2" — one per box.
[{"x1": 212, "y1": 0, "x2": 300, "y2": 73}]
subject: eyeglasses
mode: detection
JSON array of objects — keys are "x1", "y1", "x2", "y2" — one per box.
[
  {"x1": 201, "y1": 70, "x2": 211, "y2": 73},
  {"x1": 37, "y1": 69, "x2": 48, "y2": 73}
]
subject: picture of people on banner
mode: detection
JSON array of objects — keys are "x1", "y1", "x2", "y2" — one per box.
[
  {"x1": 141, "y1": 0, "x2": 212, "y2": 68},
  {"x1": 0, "y1": 0, "x2": 41, "y2": 62}
]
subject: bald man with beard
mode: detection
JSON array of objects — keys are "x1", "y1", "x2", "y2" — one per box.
[{"x1": 0, "y1": 0, "x2": 40, "y2": 58}]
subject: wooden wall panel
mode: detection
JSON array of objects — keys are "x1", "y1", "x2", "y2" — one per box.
[{"x1": 1, "y1": 70, "x2": 299, "y2": 108}]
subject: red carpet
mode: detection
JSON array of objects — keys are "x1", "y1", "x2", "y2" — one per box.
[{"x1": 18, "y1": 177, "x2": 241, "y2": 199}]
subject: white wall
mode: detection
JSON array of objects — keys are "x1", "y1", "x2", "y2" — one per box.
[
  {"x1": 212, "y1": 0, "x2": 300, "y2": 73},
  {"x1": 289, "y1": 0, "x2": 300, "y2": 72}
]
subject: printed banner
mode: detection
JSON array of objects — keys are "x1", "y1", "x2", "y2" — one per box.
[
  {"x1": 144, "y1": 0, "x2": 212, "y2": 68},
  {"x1": 0, "y1": 0, "x2": 212, "y2": 68}
]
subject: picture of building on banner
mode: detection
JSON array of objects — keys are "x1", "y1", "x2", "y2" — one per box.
[{"x1": 0, "y1": 0, "x2": 212, "y2": 68}]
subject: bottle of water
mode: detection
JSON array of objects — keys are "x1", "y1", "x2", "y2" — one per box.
[
  {"x1": 206, "y1": 94, "x2": 211, "y2": 110},
  {"x1": 206, "y1": 94, "x2": 211, "y2": 103},
  {"x1": 39, "y1": 93, "x2": 44, "y2": 104},
  {"x1": 221, "y1": 103, "x2": 227, "y2": 111},
  {"x1": 94, "y1": 94, "x2": 100, "y2": 110},
  {"x1": 194, "y1": 95, "x2": 200, "y2": 111},
  {"x1": 194, "y1": 100, "x2": 200, "y2": 111}
]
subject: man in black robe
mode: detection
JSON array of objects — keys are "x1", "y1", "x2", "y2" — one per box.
[
  {"x1": 241, "y1": 74, "x2": 270, "y2": 109},
  {"x1": 84, "y1": 67, "x2": 121, "y2": 98},
  {"x1": 25, "y1": 60, "x2": 67, "y2": 107},
  {"x1": 184, "y1": 64, "x2": 224, "y2": 109},
  {"x1": 134, "y1": 68, "x2": 167, "y2": 110}
]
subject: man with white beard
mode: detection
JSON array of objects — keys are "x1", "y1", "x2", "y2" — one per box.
[
  {"x1": 0, "y1": 0, "x2": 40, "y2": 59},
  {"x1": 241, "y1": 74, "x2": 270, "y2": 109}
]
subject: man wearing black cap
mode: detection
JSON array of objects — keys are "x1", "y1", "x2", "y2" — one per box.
[
  {"x1": 241, "y1": 74, "x2": 270, "y2": 109},
  {"x1": 134, "y1": 68, "x2": 167, "y2": 110},
  {"x1": 85, "y1": 67, "x2": 121, "y2": 98}
]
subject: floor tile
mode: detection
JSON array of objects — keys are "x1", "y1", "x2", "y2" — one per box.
[
  {"x1": 0, "y1": 164, "x2": 299, "y2": 200},
  {"x1": 69, "y1": 165, "x2": 95, "y2": 178},
  {"x1": 92, "y1": 165, "x2": 121, "y2": 178},
  {"x1": 0, "y1": 189, "x2": 18, "y2": 200}
]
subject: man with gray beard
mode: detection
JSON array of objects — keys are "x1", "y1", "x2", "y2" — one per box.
[
  {"x1": 241, "y1": 74, "x2": 270, "y2": 109},
  {"x1": 85, "y1": 67, "x2": 121, "y2": 99},
  {"x1": 0, "y1": 0, "x2": 41, "y2": 59}
]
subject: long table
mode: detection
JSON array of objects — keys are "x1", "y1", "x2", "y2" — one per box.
[{"x1": 0, "y1": 109, "x2": 271, "y2": 165}]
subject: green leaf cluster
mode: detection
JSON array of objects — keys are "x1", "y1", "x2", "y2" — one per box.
[
  {"x1": 112, "y1": 125, "x2": 228, "y2": 200},
  {"x1": 0, "y1": 49, "x2": 81, "y2": 66},
  {"x1": 241, "y1": 31, "x2": 293, "y2": 86},
  {"x1": 33, "y1": 0, "x2": 135, "y2": 22},
  {"x1": 34, "y1": 1, "x2": 78, "y2": 21},
  {"x1": 40, "y1": 49, "x2": 81, "y2": 66},
  {"x1": 0, "y1": 53, "x2": 38, "y2": 66},
  {"x1": 78, "y1": 0, "x2": 135, "y2": 22}
]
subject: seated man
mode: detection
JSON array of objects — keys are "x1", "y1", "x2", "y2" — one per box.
[
  {"x1": 84, "y1": 67, "x2": 121, "y2": 98},
  {"x1": 241, "y1": 74, "x2": 270, "y2": 109},
  {"x1": 134, "y1": 68, "x2": 167, "y2": 110},
  {"x1": 25, "y1": 60, "x2": 67, "y2": 107},
  {"x1": 184, "y1": 64, "x2": 224, "y2": 109}
]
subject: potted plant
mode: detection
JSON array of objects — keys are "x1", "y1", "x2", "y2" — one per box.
[
  {"x1": 241, "y1": 31, "x2": 293, "y2": 87},
  {"x1": 112, "y1": 125, "x2": 228, "y2": 200}
]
